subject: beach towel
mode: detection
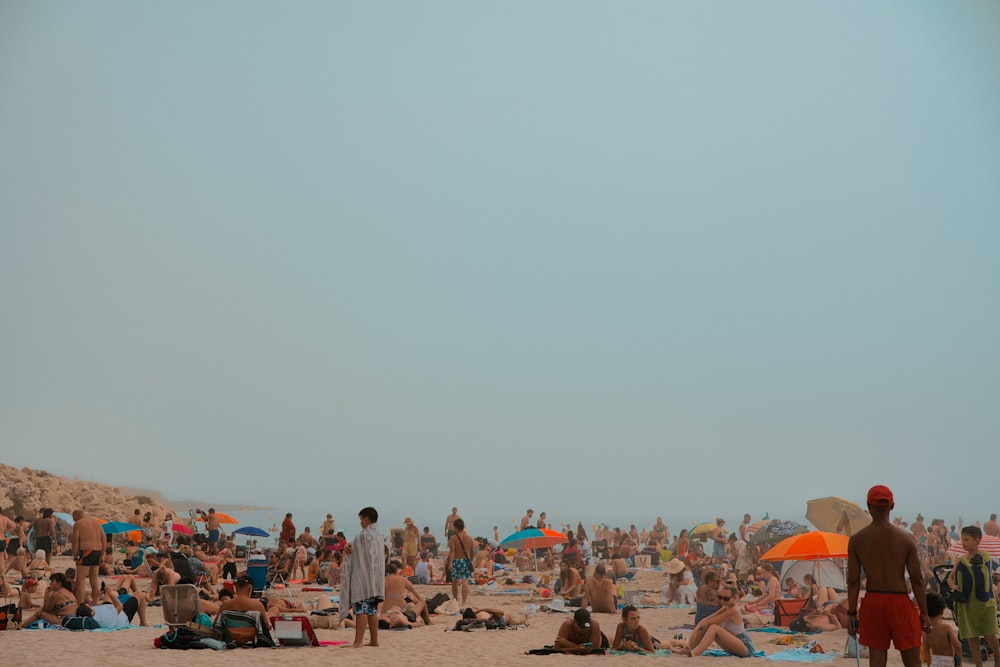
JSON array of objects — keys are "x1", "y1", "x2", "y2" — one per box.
[
  {"x1": 767, "y1": 646, "x2": 837, "y2": 662},
  {"x1": 702, "y1": 648, "x2": 768, "y2": 658},
  {"x1": 609, "y1": 649, "x2": 674, "y2": 657},
  {"x1": 338, "y1": 522, "x2": 385, "y2": 623}
]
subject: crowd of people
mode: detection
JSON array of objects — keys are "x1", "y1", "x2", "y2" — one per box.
[{"x1": 2, "y1": 493, "x2": 998, "y2": 662}]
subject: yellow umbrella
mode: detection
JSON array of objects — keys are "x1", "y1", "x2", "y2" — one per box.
[
  {"x1": 690, "y1": 522, "x2": 723, "y2": 539},
  {"x1": 806, "y1": 497, "x2": 871, "y2": 536}
]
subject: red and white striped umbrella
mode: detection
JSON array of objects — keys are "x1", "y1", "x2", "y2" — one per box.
[{"x1": 946, "y1": 534, "x2": 1000, "y2": 560}]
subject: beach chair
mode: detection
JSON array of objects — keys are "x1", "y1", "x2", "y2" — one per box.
[
  {"x1": 216, "y1": 609, "x2": 276, "y2": 647},
  {"x1": 271, "y1": 615, "x2": 320, "y2": 646},
  {"x1": 161, "y1": 584, "x2": 201, "y2": 628},
  {"x1": 246, "y1": 561, "x2": 269, "y2": 598},
  {"x1": 773, "y1": 597, "x2": 808, "y2": 627}
]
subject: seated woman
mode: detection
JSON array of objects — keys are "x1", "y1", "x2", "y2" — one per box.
[
  {"x1": 612, "y1": 604, "x2": 660, "y2": 653},
  {"x1": 21, "y1": 572, "x2": 77, "y2": 628},
  {"x1": 802, "y1": 573, "x2": 839, "y2": 608},
  {"x1": 325, "y1": 551, "x2": 344, "y2": 586},
  {"x1": 27, "y1": 549, "x2": 53, "y2": 580},
  {"x1": 676, "y1": 583, "x2": 758, "y2": 657},
  {"x1": 556, "y1": 559, "x2": 583, "y2": 602},
  {"x1": 745, "y1": 563, "x2": 780, "y2": 612},
  {"x1": 693, "y1": 570, "x2": 722, "y2": 623},
  {"x1": 148, "y1": 563, "x2": 181, "y2": 599}
]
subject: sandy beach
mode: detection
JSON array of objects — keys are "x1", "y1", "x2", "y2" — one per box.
[{"x1": 4, "y1": 555, "x2": 905, "y2": 667}]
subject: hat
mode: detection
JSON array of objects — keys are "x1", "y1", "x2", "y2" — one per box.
[
  {"x1": 404, "y1": 517, "x2": 413, "y2": 525},
  {"x1": 24, "y1": 578, "x2": 38, "y2": 587},
  {"x1": 573, "y1": 608, "x2": 591, "y2": 628},
  {"x1": 867, "y1": 485, "x2": 894, "y2": 506},
  {"x1": 35, "y1": 549, "x2": 46, "y2": 559},
  {"x1": 664, "y1": 558, "x2": 686, "y2": 574}
]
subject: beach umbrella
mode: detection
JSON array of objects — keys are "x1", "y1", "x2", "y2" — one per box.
[
  {"x1": 806, "y1": 497, "x2": 872, "y2": 536},
  {"x1": 690, "y1": 522, "x2": 724, "y2": 540},
  {"x1": 102, "y1": 521, "x2": 142, "y2": 535},
  {"x1": 499, "y1": 527, "x2": 567, "y2": 550},
  {"x1": 749, "y1": 521, "x2": 809, "y2": 546},
  {"x1": 233, "y1": 526, "x2": 270, "y2": 538},
  {"x1": 195, "y1": 512, "x2": 238, "y2": 524},
  {"x1": 172, "y1": 522, "x2": 194, "y2": 535},
  {"x1": 53, "y1": 512, "x2": 75, "y2": 525},
  {"x1": 761, "y1": 530, "x2": 849, "y2": 561},
  {"x1": 946, "y1": 535, "x2": 1000, "y2": 560}
]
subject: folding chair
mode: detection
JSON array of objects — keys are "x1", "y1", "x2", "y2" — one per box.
[
  {"x1": 246, "y1": 561, "x2": 268, "y2": 598},
  {"x1": 271, "y1": 615, "x2": 320, "y2": 646},
  {"x1": 216, "y1": 609, "x2": 276, "y2": 647},
  {"x1": 161, "y1": 584, "x2": 201, "y2": 628},
  {"x1": 170, "y1": 551, "x2": 209, "y2": 589}
]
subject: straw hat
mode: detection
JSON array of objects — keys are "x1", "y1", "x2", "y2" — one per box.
[
  {"x1": 664, "y1": 558, "x2": 686, "y2": 574},
  {"x1": 404, "y1": 517, "x2": 414, "y2": 525}
]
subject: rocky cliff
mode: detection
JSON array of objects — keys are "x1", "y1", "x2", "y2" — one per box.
[{"x1": 0, "y1": 463, "x2": 175, "y2": 522}]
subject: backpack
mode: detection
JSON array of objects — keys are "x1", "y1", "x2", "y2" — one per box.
[{"x1": 155, "y1": 626, "x2": 212, "y2": 649}]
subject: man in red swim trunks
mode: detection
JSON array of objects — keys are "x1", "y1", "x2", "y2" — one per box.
[{"x1": 847, "y1": 485, "x2": 930, "y2": 667}]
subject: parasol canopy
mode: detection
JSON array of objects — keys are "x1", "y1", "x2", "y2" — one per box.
[
  {"x1": 690, "y1": 522, "x2": 725, "y2": 540},
  {"x1": 499, "y1": 527, "x2": 567, "y2": 550},
  {"x1": 102, "y1": 521, "x2": 142, "y2": 535},
  {"x1": 171, "y1": 522, "x2": 194, "y2": 536},
  {"x1": 806, "y1": 497, "x2": 872, "y2": 536},
  {"x1": 761, "y1": 530, "x2": 849, "y2": 561},
  {"x1": 195, "y1": 511, "x2": 238, "y2": 524},
  {"x1": 748, "y1": 520, "x2": 809, "y2": 546},
  {"x1": 946, "y1": 535, "x2": 1000, "y2": 560},
  {"x1": 233, "y1": 526, "x2": 270, "y2": 538}
]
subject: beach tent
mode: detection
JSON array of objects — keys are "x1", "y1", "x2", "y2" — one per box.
[{"x1": 778, "y1": 559, "x2": 847, "y2": 591}]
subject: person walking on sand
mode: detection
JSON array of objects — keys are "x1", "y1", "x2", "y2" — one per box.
[
  {"x1": 72, "y1": 509, "x2": 106, "y2": 604},
  {"x1": 339, "y1": 507, "x2": 385, "y2": 648},
  {"x1": 847, "y1": 485, "x2": 930, "y2": 667},
  {"x1": 445, "y1": 507, "x2": 461, "y2": 538}
]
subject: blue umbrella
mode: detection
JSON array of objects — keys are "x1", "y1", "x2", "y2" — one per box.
[
  {"x1": 102, "y1": 521, "x2": 142, "y2": 535},
  {"x1": 233, "y1": 526, "x2": 269, "y2": 538},
  {"x1": 54, "y1": 512, "x2": 75, "y2": 525}
]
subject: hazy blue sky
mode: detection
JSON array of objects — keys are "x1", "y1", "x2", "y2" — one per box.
[{"x1": 2, "y1": 2, "x2": 998, "y2": 534}]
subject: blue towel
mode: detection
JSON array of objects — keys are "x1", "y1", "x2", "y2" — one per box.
[
  {"x1": 703, "y1": 648, "x2": 768, "y2": 658},
  {"x1": 767, "y1": 648, "x2": 838, "y2": 662}
]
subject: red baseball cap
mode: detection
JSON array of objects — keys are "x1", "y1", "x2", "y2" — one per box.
[{"x1": 867, "y1": 485, "x2": 894, "y2": 506}]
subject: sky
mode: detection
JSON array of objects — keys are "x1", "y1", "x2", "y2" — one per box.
[{"x1": 2, "y1": 2, "x2": 999, "y2": 535}]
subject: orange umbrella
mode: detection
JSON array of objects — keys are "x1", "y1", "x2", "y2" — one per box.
[
  {"x1": 195, "y1": 511, "x2": 238, "y2": 524},
  {"x1": 760, "y1": 530, "x2": 849, "y2": 561}
]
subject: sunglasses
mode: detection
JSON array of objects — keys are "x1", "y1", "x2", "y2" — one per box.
[{"x1": 719, "y1": 595, "x2": 734, "y2": 601}]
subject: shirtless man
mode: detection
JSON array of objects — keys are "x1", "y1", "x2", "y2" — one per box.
[
  {"x1": 554, "y1": 608, "x2": 604, "y2": 654},
  {"x1": 217, "y1": 575, "x2": 268, "y2": 617},
  {"x1": 520, "y1": 509, "x2": 534, "y2": 531},
  {"x1": 582, "y1": 564, "x2": 617, "y2": 613},
  {"x1": 32, "y1": 508, "x2": 57, "y2": 565},
  {"x1": 22, "y1": 572, "x2": 77, "y2": 627},
  {"x1": 445, "y1": 507, "x2": 461, "y2": 538},
  {"x1": 72, "y1": 508, "x2": 107, "y2": 604},
  {"x1": 984, "y1": 513, "x2": 1000, "y2": 538},
  {"x1": 0, "y1": 509, "x2": 15, "y2": 572},
  {"x1": 383, "y1": 563, "x2": 431, "y2": 625},
  {"x1": 847, "y1": 485, "x2": 930, "y2": 667},
  {"x1": 202, "y1": 508, "x2": 221, "y2": 555}
]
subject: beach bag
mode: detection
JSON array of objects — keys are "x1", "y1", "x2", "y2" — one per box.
[
  {"x1": 425, "y1": 592, "x2": 451, "y2": 614},
  {"x1": 155, "y1": 626, "x2": 210, "y2": 649},
  {"x1": 0, "y1": 603, "x2": 22, "y2": 631},
  {"x1": 61, "y1": 615, "x2": 100, "y2": 630},
  {"x1": 845, "y1": 635, "x2": 869, "y2": 658}
]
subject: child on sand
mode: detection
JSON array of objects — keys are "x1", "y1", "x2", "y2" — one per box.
[
  {"x1": 339, "y1": 507, "x2": 386, "y2": 648},
  {"x1": 923, "y1": 592, "x2": 961, "y2": 667}
]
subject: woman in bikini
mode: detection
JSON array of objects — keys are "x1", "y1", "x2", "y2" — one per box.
[
  {"x1": 745, "y1": 563, "x2": 780, "y2": 612},
  {"x1": 22, "y1": 572, "x2": 77, "y2": 627},
  {"x1": 677, "y1": 583, "x2": 758, "y2": 657}
]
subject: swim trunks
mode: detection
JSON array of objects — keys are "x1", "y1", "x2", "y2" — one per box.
[
  {"x1": 6, "y1": 538, "x2": 20, "y2": 555},
  {"x1": 931, "y1": 655, "x2": 957, "y2": 667},
  {"x1": 858, "y1": 592, "x2": 921, "y2": 651},
  {"x1": 353, "y1": 596, "x2": 384, "y2": 616},
  {"x1": 208, "y1": 529, "x2": 220, "y2": 543},
  {"x1": 36, "y1": 535, "x2": 53, "y2": 554},
  {"x1": 77, "y1": 549, "x2": 101, "y2": 566},
  {"x1": 451, "y1": 557, "x2": 472, "y2": 580}
]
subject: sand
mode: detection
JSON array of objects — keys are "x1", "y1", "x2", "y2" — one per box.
[{"x1": 3, "y1": 559, "x2": 911, "y2": 667}]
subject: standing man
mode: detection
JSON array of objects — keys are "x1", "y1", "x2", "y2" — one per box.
[
  {"x1": 72, "y1": 508, "x2": 107, "y2": 604},
  {"x1": 445, "y1": 507, "x2": 461, "y2": 538},
  {"x1": 280, "y1": 513, "x2": 296, "y2": 548},
  {"x1": 32, "y1": 508, "x2": 57, "y2": 565},
  {"x1": 203, "y1": 509, "x2": 221, "y2": 555},
  {"x1": 847, "y1": 485, "x2": 930, "y2": 667}
]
